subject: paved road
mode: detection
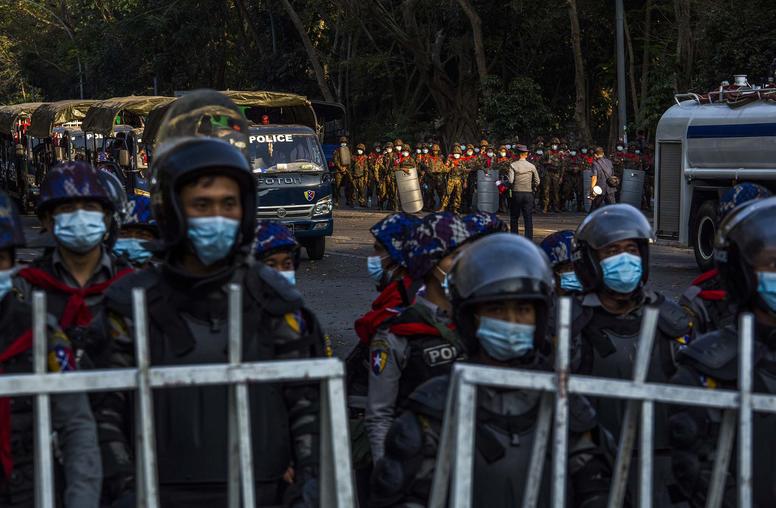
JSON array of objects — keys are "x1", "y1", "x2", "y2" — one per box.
[
  {"x1": 294, "y1": 209, "x2": 699, "y2": 357},
  {"x1": 19, "y1": 209, "x2": 699, "y2": 358}
]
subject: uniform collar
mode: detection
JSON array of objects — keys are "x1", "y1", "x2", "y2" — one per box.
[
  {"x1": 52, "y1": 246, "x2": 114, "y2": 288},
  {"x1": 414, "y1": 293, "x2": 451, "y2": 325}
]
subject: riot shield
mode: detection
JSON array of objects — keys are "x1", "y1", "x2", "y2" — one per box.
[
  {"x1": 476, "y1": 169, "x2": 499, "y2": 213},
  {"x1": 394, "y1": 167, "x2": 423, "y2": 213}
]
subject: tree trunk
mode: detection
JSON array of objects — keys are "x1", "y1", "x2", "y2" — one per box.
[
  {"x1": 567, "y1": 0, "x2": 592, "y2": 143},
  {"x1": 638, "y1": 0, "x2": 653, "y2": 125},
  {"x1": 624, "y1": 12, "x2": 639, "y2": 120},
  {"x1": 279, "y1": 0, "x2": 336, "y2": 102},
  {"x1": 673, "y1": 0, "x2": 693, "y2": 91},
  {"x1": 456, "y1": 0, "x2": 488, "y2": 87}
]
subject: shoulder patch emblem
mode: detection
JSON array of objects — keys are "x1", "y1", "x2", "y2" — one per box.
[
  {"x1": 371, "y1": 349, "x2": 389, "y2": 375},
  {"x1": 48, "y1": 342, "x2": 75, "y2": 373}
]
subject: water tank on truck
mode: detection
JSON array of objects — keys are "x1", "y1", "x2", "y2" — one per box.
[{"x1": 654, "y1": 75, "x2": 776, "y2": 271}]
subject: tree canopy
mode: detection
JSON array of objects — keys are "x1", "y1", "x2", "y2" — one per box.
[{"x1": 1, "y1": 0, "x2": 775, "y2": 148}]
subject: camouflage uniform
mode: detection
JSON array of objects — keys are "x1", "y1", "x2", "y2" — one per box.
[
  {"x1": 332, "y1": 136, "x2": 353, "y2": 207},
  {"x1": 542, "y1": 138, "x2": 564, "y2": 213},
  {"x1": 563, "y1": 149, "x2": 587, "y2": 212},
  {"x1": 378, "y1": 142, "x2": 396, "y2": 210},
  {"x1": 394, "y1": 145, "x2": 416, "y2": 212},
  {"x1": 367, "y1": 143, "x2": 383, "y2": 207},
  {"x1": 438, "y1": 147, "x2": 465, "y2": 213},
  {"x1": 426, "y1": 146, "x2": 448, "y2": 210},
  {"x1": 351, "y1": 144, "x2": 369, "y2": 207}
]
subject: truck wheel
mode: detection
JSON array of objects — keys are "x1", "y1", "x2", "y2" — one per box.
[
  {"x1": 306, "y1": 237, "x2": 326, "y2": 260},
  {"x1": 692, "y1": 200, "x2": 717, "y2": 272}
]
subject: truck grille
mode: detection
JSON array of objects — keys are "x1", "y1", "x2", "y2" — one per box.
[{"x1": 256, "y1": 204, "x2": 314, "y2": 220}]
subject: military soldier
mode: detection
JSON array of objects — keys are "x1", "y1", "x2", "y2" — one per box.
[
  {"x1": 377, "y1": 142, "x2": 394, "y2": 210},
  {"x1": 542, "y1": 137, "x2": 564, "y2": 213},
  {"x1": 0, "y1": 190, "x2": 102, "y2": 507},
  {"x1": 371, "y1": 234, "x2": 613, "y2": 507},
  {"x1": 425, "y1": 144, "x2": 447, "y2": 210},
  {"x1": 494, "y1": 145, "x2": 512, "y2": 213},
  {"x1": 529, "y1": 138, "x2": 546, "y2": 211},
  {"x1": 437, "y1": 146, "x2": 465, "y2": 213},
  {"x1": 351, "y1": 143, "x2": 369, "y2": 207},
  {"x1": 332, "y1": 135, "x2": 353, "y2": 207},
  {"x1": 367, "y1": 143, "x2": 383, "y2": 208},
  {"x1": 563, "y1": 146, "x2": 587, "y2": 212}
]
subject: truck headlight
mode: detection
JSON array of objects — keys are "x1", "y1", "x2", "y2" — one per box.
[{"x1": 313, "y1": 195, "x2": 333, "y2": 217}]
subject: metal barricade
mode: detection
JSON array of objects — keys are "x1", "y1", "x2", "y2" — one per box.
[
  {"x1": 429, "y1": 296, "x2": 769, "y2": 508},
  {"x1": 3, "y1": 286, "x2": 354, "y2": 508}
]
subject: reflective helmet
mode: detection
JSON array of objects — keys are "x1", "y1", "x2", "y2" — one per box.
[
  {"x1": 123, "y1": 194, "x2": 158, "y2": 237},
  {"x1": 450, "y1": 233, "x2": 553, "y2": 354},
  {"x1": 573, "y1": 204, "x2": 654, "y2": 292},
  {"x1": 540, "y1": 230, "x2": 575, "y2": 268},
  {"x1": 370, "y1": 213, "x2": 422, "y2": 267},
  {"x1": 254, "y1": 220, "x2": 299, "y2": 259},
  {"x1": 715, "y1": 196, "x2": 776, "y2": 315},
  {"x1": 37, "y1": 161, "x2": 114, "y2": 217},
  {"x1": 718, "y1": 183, "x2": 772, "y2": 221},
  {"x1": 151, "y1": 90, "x2": 255, "y2": 252},
  {"x1": 0, "y1": 191, "x2": 25, "y2": 250},
  {"x1": 405, "y1": 212, "x2": 472, "y2": 280}
]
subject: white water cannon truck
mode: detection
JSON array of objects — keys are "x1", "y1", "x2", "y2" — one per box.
[{"x1": 654, "y1": 73, "x2": 776, "y2": 271}]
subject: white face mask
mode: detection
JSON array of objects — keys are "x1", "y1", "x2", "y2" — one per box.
[
  {"x1": 423, "y1": 149, "x2": 429, "y2": 154},
  {"x1": 474, "y1": 148, "x2": 481, "y2": 153},
  {"x1": 617, "y1": 145, "x2": 624, "y2": 151},
  {"x1": 487, "y1": 151, "x2": 494, "y2": 157},
  {"x1": 357, "y1": 149, "x2": 364, "y2": 155},
  {"x1": 453, "y1": 153, "x2": 461, "y2": 159},
  {"x1": 386, "y1": 148, "x2": 393, "y2": 153},
  {"x1": 341, "y1": 143, "x2": 347, "y2": 147},
  {"x1": 499, "y1": 152, "x2": 506, "y2": 157},
  {"x1": 570, "y1": 151, "x2": 577, "y2": 156},
  {"x1": 552, "y1": 144, "x2": 558, "y2": 150},
  {"x1": 416, "y1": 149, "x2": 422, "y2": 154},
  {"x1": 466, "y1": 151, "x2": 474, "y2": 156},
  {"x1": 395, "y1": 145, "x2": 402, "y2": 151},
  {"x1": 402, "y1": 151, "x2": 409, "y2": 157}
]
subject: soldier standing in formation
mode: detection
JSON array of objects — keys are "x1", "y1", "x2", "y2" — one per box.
[
  {"x1": 542, "y1": 137, "x2": 564, "y2": 213},
  {"x1": 437, "y1": 146, "x2": 465, "y2": 213},
  {"x1": 332, "y1": 135, "x2": 353, "y2": 207},
  {"x1": 351, "y1": 143, "x2": 370, "y2": 208}
]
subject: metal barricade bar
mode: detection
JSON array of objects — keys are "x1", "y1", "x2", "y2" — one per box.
[
  {"x1": 10, "y1": 288, "x2": 354, "y2": 508},
  {"x1": 429, "y1": 300, "x2": 765, "y2": 507},
  {"x1": 552, "y1": 296, "x2": 572, "y2": 508}
]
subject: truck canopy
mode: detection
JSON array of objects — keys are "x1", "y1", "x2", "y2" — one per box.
[
  {"x1": 0, "y1": 102, "x2": 44, "y2": 134},
  {"x1": 27, "y1": 100, "x2": 97, "y2": 138},
  {"x1": 81, "y1": 96, "x2": 174, "y2": 135},
  {"x1": 222, "y1": 90, "x2": 318, "y2": 131}
]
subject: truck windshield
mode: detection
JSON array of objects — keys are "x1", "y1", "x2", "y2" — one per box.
[{"x1": 248, "y1": 132, "x2": 325, "y2": 172}]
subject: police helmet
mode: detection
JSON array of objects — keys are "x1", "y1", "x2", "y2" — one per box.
[
  {"x1": 254, "y1": 220, "x2": 299, "y2": 259},
  {"x1": 37, "y1": 161, "x2": 114, "y2": 217},
  {"x1": 450, "y1": 233, "x2": 553, "y2": 354},
  {"x1": 151, "y1": 90, "x2": 255, "y2": 252},
  {"x1": 0, "y1": 191, "x2": 25, "y2": 251},
  {"x1": 573, "y1": 204, "x2": 653, "y2": 292},
  {"x1": 540, "y1": 230, "x2": 575, "y2": 268},
  {"x1": 718, "y1": 183, "x2": 772, "y2": 221},
  {"x1": 370, "y1": 213, "x2": 422, "y2": 268},
  {"x1": 405, "y1": 212, "x2": 472, "y2": 280},
  {"x1": 715, "y1": 196, "x2": 776, "y2": 315},
  {"x1": 123, "y1": 194, "x2": 159, "y2": 237}
]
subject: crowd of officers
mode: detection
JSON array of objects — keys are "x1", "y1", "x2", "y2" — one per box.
[
  {"x1": 1, "y1": 88, "x2": 775, "y2": 508},
  {"x1": 331, "y1": 135, "x2": 655, "y2": 214}
]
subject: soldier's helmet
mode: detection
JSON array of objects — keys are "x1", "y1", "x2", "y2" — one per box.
[
  {"x1": 432, "y1": 144, "x2": 441, "y2": 152},
  {"x1": 254, "y1": 220, "x2": 299, "y2": 259},
  {"x1": 356, "y1": 143, "x2": 366, "y2": 151},
  {"x1": 540, "y1": 230, "x2": 575, "y2": 268},
  {"x1": 550, "y1": 137, "x2": 560, "y2": 145},
  {"x1": 452, "y1": 146, "x2": 462, "y2": 155},
  {"x1": 394, "y1": 138, "x2": 404, "y2": 147},
  {"x1": 573, "y1": 204, "x2": 653, "y2": 292},
  {"x1": 0, "y1": 191, "x2": 25, "y2": 251},
  {"x1": 479, "y1": 139, "x2": 489, "y2": 148},
  {"x1": 38, "y1": 161, "x2": 115, "y2": 217},
  {"x1": 715, "y1": 196, "x2": 776, "y2": 319},
  {"x1": 339, "y1": 136, "x2": 348, "y2": 144},
  {"x1": 151, "y1": 89, "x2": 255, "y2": 253},
  {"x1": 498, "y1": 145, "x2": 507, "y2": 153},
  {"x1": 450, "y1": 233, "x2": 554, "y2": 357}
]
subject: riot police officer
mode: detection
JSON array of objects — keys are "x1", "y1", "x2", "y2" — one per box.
[
  {"x1": 113, "y1": 193, "x2": 159, "y2": 268},
  {"x1": 0, "y1": 190, "x2": 102, "y2": 507},
  {"x1": 370, "y1": 234, "x2": 613, "y2": 507},
  {"x1": 572, "y1": 203, "x2": 694, "y2": 505},
  {"x1": 365, "y1": 212, "x2": 474, "y2": 461},
  {"x1": 669, "y1": 196, "x2": 776, "y2": 506},
  {"x1": 540, "y1": 230, "x2": 583, "y2": 295},
  {"x1": 98, "y1": 91, "x2": 325, "y2": 506}
]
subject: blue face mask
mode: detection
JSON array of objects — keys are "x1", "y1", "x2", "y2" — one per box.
[
  {"x1": 559, "y1": 271, "x2": 583, "y2": 292},
  {"x1": 476, "y1": 316, "x2": 535, "y2": 361},
  {"x1": 280, "y1": 270, "x2": 296, "y2": 286},
  {"x1": 757, "y1": 272, "x2": 776, "y2": 312},
  {"x1": 0, "y1": 269, "x2": 13, "y2": 301},
  {"x1": 601, "y1": 252, "x2": 643, "y2": 294},
  {"x1": 367, "y1": 256, "x2": 384, "y2": 283},
  {"x1": 53, "y1": 209, "x2": 106, "y2": 253},
  {"x1": 113, "y1": 238, "x2": 152, "y2": 264},
  {"x1": 187, "y1": 216, "x2": 240, "y2": 266}
]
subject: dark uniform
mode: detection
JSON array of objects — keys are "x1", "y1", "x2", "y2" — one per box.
[
  {"x1": 0, "y1": 190, "x2": 101, "y2": 507},
  {"x1": 572, "y1": 204, "x2": 695, "y2": 506},
  {"x1": 542, "y1": 137, "x2": 564, "y2": 213},
  {"x1": 332, "y1": 136, "x2": 353, "y2": 207},
  {"x1": 563, "y1": 148, "x2": 587, "y2": 212},
  {"x1": 96, "y1": 92, "x2": 325, "y2": 506},
  {"x1": 371, "y1": 234, "x2": 613, "y2": 507},
  {"x1": 669, "y1": 196, "x2": 776, "y2": 506}
]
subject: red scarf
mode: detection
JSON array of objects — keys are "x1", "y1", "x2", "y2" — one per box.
[
  {"x1": 18, "y1": 267, "x2": 133, "y2": 329},
  {"x1": 0, "y1": 330, "x2": 33, "y2": 477},
  {"x1": 691, "y1": 268, "x2": 726, "y2": 301},
  {"x1": 354, "y1": 277, "x2": 412, "y2": 345}
]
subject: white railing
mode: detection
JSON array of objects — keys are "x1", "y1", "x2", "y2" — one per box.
[{"x1": 6, "y1": 286, "x2": 354, "y2": 507}]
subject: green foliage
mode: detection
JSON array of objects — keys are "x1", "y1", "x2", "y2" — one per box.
[{"x1": 480, "y1": 76, "x2": 553, "y2": 142}]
